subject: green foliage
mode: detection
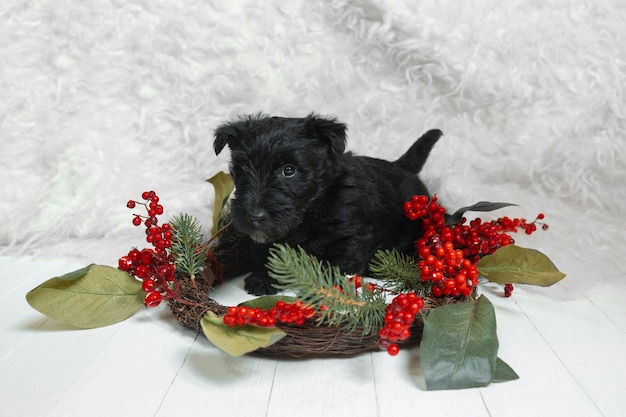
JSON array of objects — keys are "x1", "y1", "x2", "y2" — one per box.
[
  {"x1": 26, "y1": 264, "x2": 144, "y2": 328},
  {"x1": 369, "y1": 248, "x2": 430, "y2": 294},
  {"x1": 207, "y1": 171, "x2": 234, "y2": 235},
  {"x1": 170, "y1": 213, "x2": 208, "y2": 278},
  {"x1": 477, "y1": 244, "x2": 566, "y2": 286},
  {"x1": 201, "y1": 311, "x2": 286, "y2": 357},
  {"x1": 420, "y1": 295, "x2": 517, "y2": 390},
  {"x1": 494, "y1": 357, "x2": 520, "y2": 383},
  {"x1": 239, "y1": 295, "x2": 297, "y2": 309},
  {"x1": 446, "y1": 201, "x2": 518, "y2": 225},
  {"x1": 267, "y1": 244, "x2": 387, "y2": 335}
]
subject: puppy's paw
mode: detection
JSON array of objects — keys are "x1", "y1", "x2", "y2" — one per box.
[{"x1": 244, "y1": 271, "x2": 279, "y2": 295}]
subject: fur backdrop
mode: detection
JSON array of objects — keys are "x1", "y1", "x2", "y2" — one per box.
[{"x1": 1, "y1": 0, "x2": 624, "y2": 298}]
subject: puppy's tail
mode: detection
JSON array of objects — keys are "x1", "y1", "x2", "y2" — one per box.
[{"x1": 393, "y1": 129, "x2": 442, "y2": 173}]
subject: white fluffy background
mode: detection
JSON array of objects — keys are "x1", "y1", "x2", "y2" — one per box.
[{"x1": 1, "y1": 0, "x2": 624, "y2": 298}]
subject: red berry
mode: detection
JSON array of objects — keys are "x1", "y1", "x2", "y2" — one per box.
[
  {"x1": 141, "y1": 191, "x2": 151, "y2": 200},
  {"x1": 399, "y1": 328, "x2": 411, "y2": 341},
  {"x1": 126, "y1": 200, "x2": 136, "y2": 209},
  {"x1": 139, "y1": 249, "x2": 153, "y2": 265},
  {"x1": 135, "y1": 264, "x2": 150, "y2": 279},
  {"x1": 144, "y1": 291, "x2": 162, "y2": 307},
  {"x1": 132, "y1": 216, "x2": 142, "y2": 226},
  {"x1": 504, "y1": 283, "x2": 514, "y2": 297},
  {"x1": 128, "y1": 249, "x2": 141, "y2": 262},
  {"x1": 156, "y1": 264, "x2": 172, "y2": 278},
  {"x1": 118, "y1": 256, "x2": 132, "y2": 271},
  {"x1": 390, "y1": 320, "x2": 404, "y2": 334},
  {"x1": 387, "y1": 343, "x2": 400, "y2": 356},
  {"x1": 349, "y1": 275, "x2": 363, "y2": 289},
  {"x1": 142, "y1": 278, "x2": 157, "y2": 292},
  {"x1": 418, "y1": 245, "x2": 431, "y2": 259}
]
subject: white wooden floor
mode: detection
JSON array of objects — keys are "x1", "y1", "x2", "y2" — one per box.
[{"x1": 2, "y1": 255, "x2": 625, "y2": 417}]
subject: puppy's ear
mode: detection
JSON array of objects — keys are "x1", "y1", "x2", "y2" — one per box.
[
  {"x1": 306, "y1": 114, "x2": 347, "y2": 155},
  {"x1": 214, "y1": 124, "x2": 235, "y2": 155},
  {"x1": 214, "y1": 114, "x2": 265, "y2": 155}
]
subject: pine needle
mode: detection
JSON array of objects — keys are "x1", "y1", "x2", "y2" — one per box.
[
  {"x1": 369, "y1": 248, "x2": 429, "y2": 294},
  {"x1": 267, "y1": 244, "x2": 387, "y2": 335},
  {"x1": 170, "y1": 213, "x2": 208, "y2": 279}
]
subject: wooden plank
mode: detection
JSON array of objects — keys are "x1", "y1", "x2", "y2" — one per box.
[
  {"x1": 371, "y1": 284, "x2": 604, "y2": 417},
  {"x1": 0, "y1": 257, "x2": 84, "y2": 358},
  {"x1": 479, "y1": 287, "x2": 603, "y2": 417},
  {"x1": 266, "y1": 354, "x2": 378, "y2": 417},
  {"x1": 0, "y1": 303, "x2": 194, "y2": 417},
  {"x1": 372, "y1": 349, "x2": 491, "y2": 417},
  {"x1": 585, "y1": 286, "x2": 626, "y2": 334},
  {"x1": 0, "y1": 256, "x2": 196, "y2": 417},
  {"x1": 509, "y1": 288, "x2": 626, "y2": 417},
  {"x1": 155, "y1": 337, "x2": 279, "y2": 417}
]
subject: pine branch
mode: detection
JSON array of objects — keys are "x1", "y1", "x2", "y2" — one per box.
[
  {"x1": 369, "y1": 249, "x2": 430, "y2": 294},
  {"x1": 170, "y1": 213, "x2": 208, "y2": 279},
  {"x1": 267, "y1": 244, "x2": 387, "y2": 335}
]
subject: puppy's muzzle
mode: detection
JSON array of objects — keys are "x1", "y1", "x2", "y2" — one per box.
[{"x1": 246, "y1": 208, "x2": 268, "y2": 227}]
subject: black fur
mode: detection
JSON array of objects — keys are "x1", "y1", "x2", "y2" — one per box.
[{"x1": 214, "y1": 113, "x2": 441, "y2": 295}]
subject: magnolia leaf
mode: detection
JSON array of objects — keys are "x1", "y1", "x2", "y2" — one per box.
[
  {"x1": 446, "y1": 201, "x2": 518, "y2": 225},
  {"x1": 239, "y1": 295, "x2": 297, "y2": 309},
  {"x1": 26, "y1": 264, "x2": 144, "y2": 328},
  {"x1": 494, "y1": 357, "x2": 520, "y2": 383},
  {"x1": 476, "y1": 245, "x2": 566, "y2": 286},
  {"x1": 421, "y1": 295, "x2": 499, "y2": 390},
  {"x1": 201, "y1": 311, "x2": 286, "y2": 357},
  {"x1": 207, "y1": 171, "x2": 234, "y2": 235}
]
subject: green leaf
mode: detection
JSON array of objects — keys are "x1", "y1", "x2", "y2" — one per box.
[
  {"x1": 446, "y1": 201, "x2": 518, "y2": 225},
  {"x1": 207, "y1": 171, "x2": 234, "y2": 235},
  {"x1": 239, "y1": 295, "x2": 297, "y2": 309},
  {"x1": 494, "y1": 357, "x2": 520, "y2": 383},
  {"x1": 420, "y1": 295, "x2": 499, "y2": 390},
  {"x1": 26, "y1": 264, "x2": 144, "y2": 328},
  {"x1": 476, "y1": 245, "x2": 566, "y2": 286},
  {"x1": 201, "y1": 311, "x2": 286, "y2": 356}
]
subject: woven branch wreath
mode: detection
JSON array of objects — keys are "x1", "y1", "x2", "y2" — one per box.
[{"x1": 26, "y1": 172, "x2": 565, "y2": 390}]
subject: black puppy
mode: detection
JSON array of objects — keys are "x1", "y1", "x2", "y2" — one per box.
[{"x1": 214, "y1": 113, "x2": 441, "y2": 295}]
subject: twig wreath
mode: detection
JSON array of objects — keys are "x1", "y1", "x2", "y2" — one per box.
[{"x1": 26, "y1": 172, "x2": 565, "y2": 390}]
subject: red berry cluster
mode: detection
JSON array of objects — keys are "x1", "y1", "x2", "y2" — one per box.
[
  {"x1": 447, "y1": 214, "x2": 546, "y2": 264},
  {"x1": 126, "y1": 191, "x2": 172, "y2": 252},
  {"x1": 223, "y1": 300, "x2": 316, "y2": 327},
  {"x1": 404, "y1": 195, "x2": 546, "y2": 298},
  {"x1": 405, "y1": 195, "x2": 479, "y2": 297},
  {"x1": 378, "y1": 292, "x2": 424, "y2": 356},
  {"x1": 118, "y1": 191, "x2": 177, "y2": 307}
]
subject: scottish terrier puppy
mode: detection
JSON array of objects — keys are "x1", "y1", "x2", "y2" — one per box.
[{"x1": 214, "y1": 113, "x2": 441, "y2": 295}]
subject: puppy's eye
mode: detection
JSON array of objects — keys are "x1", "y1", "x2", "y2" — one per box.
[{"x1": 282, "y1": 165, "x2": 296, "y2": 178}]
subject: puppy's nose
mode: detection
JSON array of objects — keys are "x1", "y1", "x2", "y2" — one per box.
[{"x1": 247, "y1": 209, "x2": 268, "y2": 227}]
